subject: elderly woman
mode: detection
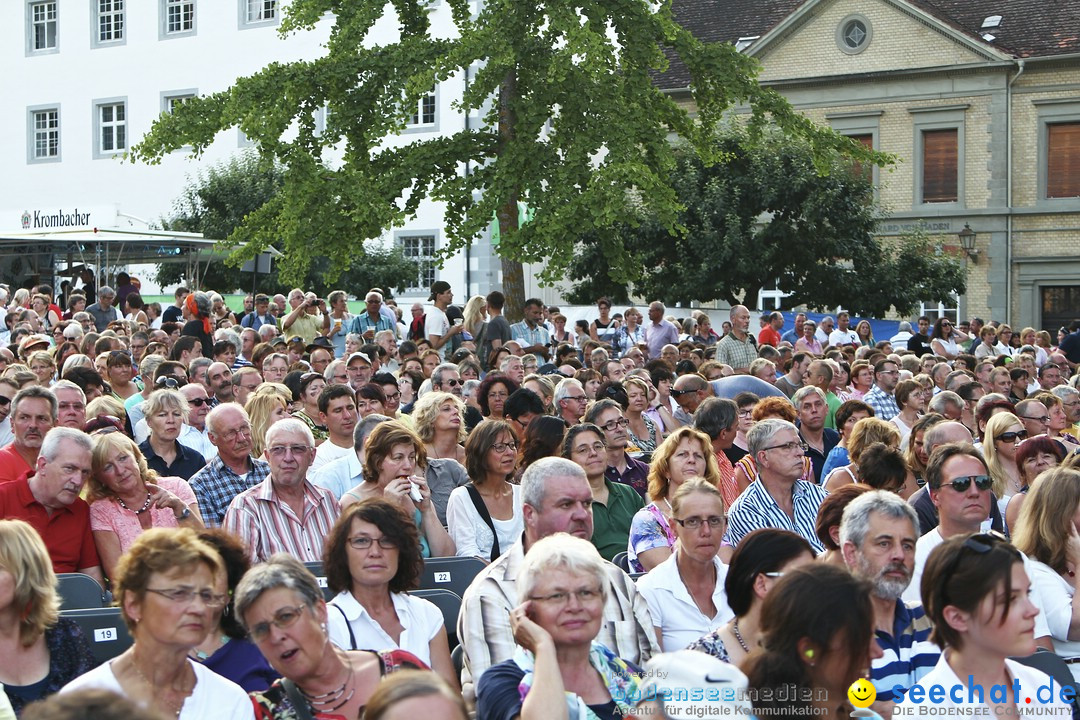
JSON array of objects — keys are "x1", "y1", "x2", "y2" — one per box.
[
  {"x1": 636, "y1": 479, "x2": 734, "y2": 651},
  {"x1": 89, "y1": 432, "x2": 203, "y2": 577},
  {"x1": 626, "y1": 427, "x2": 721, "y2": 573},
  {"x1": 190, "y1": 529, "x2": 279, "y2": 692},
  {"x1": 339, "y1": 421, "x2": 455, "y2": 558},
  {"x1": 1013, "y1": 467, "x2": 1080, "y2": 678},
  {"x1": 413, "y1": 391, "x2": 466, "y2": 465},
  {"x1": 324, "y1": 500, "x2": 458, "y2": 690},
  {"x1": 0, "y1": 520, "x2": 96, "y2": 714},
  {"x1": 61, "y1": 528, "x2": 253, "y2": 718},
  {"x1": 245, "y1": 387, "x2": 291, "y2": 458},
  {"x1": 27, "y1": 350, "x2": 56, "y2": 387},
  {"x1": 139, "y1": 388, "x2": 206, "y2": 480},
  {"x1": 447, "y1": 420, "x2": 524, "y2": 561},
  {"x1": 794, "y1": 320, "x2": 822, "y2": 355},
  {"x1": 1002, "y1": 435, "x2": 1067, "y2": 533},
  {"x1": 476, "y1": 534, "x2": 643, "y2": 720},
  {"x1": 237, "y1": 554, "x2": 427, "y2": 719},
  {"x1": 477, "y1": 375, "x2": 519, "y2": 420},
  {"x1": 688, "y1": 528, "x2": 814, "y2": 665},
  {"x1": 291, "y1": 372, "x2": 328, "y2": 444}
]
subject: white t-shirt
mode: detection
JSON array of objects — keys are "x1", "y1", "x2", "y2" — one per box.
[
  {"x1": 829, "y1": 328, "x2": 860, "y2": 346},
  {"x1": 1026, "y1": 559, "x2": 1080, "y2": 679},
  {"x1": 425, "y1": 305, "x2": 451, "y2": 359},
  {"x1": 61, "y1": 658, "x2": 254, "y2": 720},
  {"x1": 446, "y1": 484, "x2": 523, "y2": 560},
  {"x1": 635, "y1": 551, "x2": 734, "y2": 652},
  {"x1": 311, "y1": 438, "x2": 352, "y2": 473},
  {"x1": 327, "y1": 590, "x2": 444, "y2": 665}
]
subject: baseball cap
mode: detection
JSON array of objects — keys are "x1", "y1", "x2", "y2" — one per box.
[
  {"x1": 428, "y1": 280, "x2": 451, "y2": 301},
  {"x1": 634, "y1": 651, "x2": 753, "y2": 719}
]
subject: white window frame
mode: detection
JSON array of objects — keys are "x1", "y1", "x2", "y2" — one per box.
[
  {"x1": 396, "y1": 232, "x2": 438, "y2": 293},
  {"x1": 93, "y1": 98, "x2": 128, "y2": 159},
  {"x1": 161, "y1": 89, "x2": 196, "y2": 114},
  {"x1": 160, "y1": 0, "x2": 195, "y2": 39},
  {"x1": 26, "y1": 1, "x2": 58, "y2": 56},
  {"x1": 27, "y1": 104, "x2": 61, "y2": 164},
  {"x1": 238, "y1": 0, "x2": 278, "y2": 29},
  {"x1": 918, "y1": 299, "x2": 958, "y2": 324},
  {"x1": 404, "y1": 86, "x2": 439, "y2": 134},
  {"x1": 91, "y1": 0, "x2": 125, "y2": 48}
]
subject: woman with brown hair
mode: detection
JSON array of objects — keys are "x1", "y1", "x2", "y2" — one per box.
[
  {"x1": 447, "y1": 419, "x2": 523, "y2": 561},
  {"x1": 324, "y1": 499, "x2": 458, "y2": 690}
]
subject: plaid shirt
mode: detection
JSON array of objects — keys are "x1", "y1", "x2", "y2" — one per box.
[
  {"x1": 864, "y1": 384, "x2": 901, "y2": 422},
  {"x1": 458, "y1": 536, "x2": 659, "y2": 686},
  {"x1": 189, "y1": 455, "x2": 271, "y2": 528},
  {"x1": 715, "y1": 332, "x2": 757, "y2": 371},
  {"x1": 348, "y1": 312, "x2": 396, "y2": 338},
  {"x1": 222, "y1": 477, "x2": 340, "y2": 564}
]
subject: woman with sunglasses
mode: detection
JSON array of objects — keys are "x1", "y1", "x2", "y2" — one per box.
[
  {"x1": 447, "y1": 419, "x2": 523, "y2": 561},
  {"x1": 637, "y1": 479, "x2": 733, "y2": 651},
  {"x1": 930, "y1": 317, "x2": 968, "y2": 362},
  {"x1": 61, "y1": 528, "x2": 254, "y2": 719},
  {"x1": 983, "y1": 412, "x2": 1026, "y2": 525},
  {"x1": 323, "y1": 499, "x2": 458, "y2": 691},
  {"x1": 237, "y1": 554, "x2": 426, "y2": 720},
  {"x1": 897, "y1": 531, "x2": 1070, "y2": 715},
  {"x1": 89, "y1": 431, "x2": 204, "y2": 579}
]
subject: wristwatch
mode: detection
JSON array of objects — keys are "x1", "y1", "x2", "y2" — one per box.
[{"x1": 175, "y1": 507, "x2": 192, "y2": 521}]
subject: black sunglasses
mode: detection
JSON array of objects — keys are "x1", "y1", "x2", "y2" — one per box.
[
  {"x1": 937, "y1": 474, "x2": 993, "y2": 492},
  {"x1": 187, "y1": 397, "x2": 210, "y2": 407},
  {"x1": 670, "y1": 388, "x2": 696, "y2": 397},
  {"x1": 155, "y1": 376, "x2": 187, "y2": 390},
  {"x1": 0, "y1": 396, "x2": 10, "y2": 407},
  {"x1": 994, "y1": 430, "x2": 1027, "y2": 443},
  {"x1": 942, "y1": 531, "x2": 1018, "y2": 602}
]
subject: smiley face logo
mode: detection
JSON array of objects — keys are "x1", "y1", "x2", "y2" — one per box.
[{"x1": 848, "y1": 678, "x2": 876, "y2": 709}]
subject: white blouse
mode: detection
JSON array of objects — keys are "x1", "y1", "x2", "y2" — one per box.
[
  {"x1": 446, "y1": 483, "x2": 523, "y2": 560},
  {"x1": 327, "y1": 590, "x2": 444, "y2": 664}
]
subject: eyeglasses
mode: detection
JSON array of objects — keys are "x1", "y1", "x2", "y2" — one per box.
[
  {"x1": 187, "y1": 397, "x2": 209, "y2": 407},
  {"x1": 598, "y1": 417, "x2": 630, "y2": 432},
  {"x1": 347, "y1": 535, "x2": 397, "y2": 551},
  {"x1": 994, "y1": 430, "x2": 1027, "y2": 443},
  {"x1": 737, "y1": 409, "x2": 754, "y2": 418},
  {"x1": 670, "y1": 388, "x2": 697, "y2": 397},
  {"x1": 528, "y1": 587, "x2": 603, "y2": 607},
  {"x1": 492, "y1": 441, "x2": 518, "y2": 453},
  {"x1": 268, "y1": 444, "x2": 312, "y2": 458},
  {"x1": 384, "y1": 391, "x2": 401, "y2": 402},
  {"x1": 673, "y1": 516, "x2": 725, "y2": 530},
  {"x1": 0, "y1": 396, "x2": 11, "y2": 407},
  {"x1": 219, "y1": 425, "x2": 253, "y2": 443},
  {"x1": 146, "y1": 587, "x2": 228, "y2": 609},
  {"x1": 249, "y1": 604, "x2": 307, "y2": 642},
  {"x1": 1020, "y1": 415, "x2": 1050, "y2": 424},
  {"x1": 440, "y1": 378, "x2": 461, "y2": 387},
  {"x1": 761, "y1": 441, "x2": 809, "y2": 454},
  {"x1": 937, "y1": 474, "x2": 993, "y2": 492},
  {"x1": 563, "y1": 395, "x2": 587, "y2": 402},
  {"x1": 573, "y1": 441, "x2": 606, "y2": 455}
]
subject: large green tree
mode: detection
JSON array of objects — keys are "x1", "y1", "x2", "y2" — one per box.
[
  {"x1": 158, "y1": 152, "x2": 420, "y2": 297},
  {"x1": 567, "y1": 127, "x2": 965, "y2": 317},
  {"x1": 131, "y1": 0, "x2": 876, "y2": 319}
]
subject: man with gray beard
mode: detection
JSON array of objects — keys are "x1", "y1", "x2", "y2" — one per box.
[{"x1": 840, "y1": 490, "x2": 939, "y2": 713}]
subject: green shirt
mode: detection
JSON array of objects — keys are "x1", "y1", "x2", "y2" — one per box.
[
  {"x1": 825, "y1": 390, "x2": 842, "y2": 430},
  {"x1": 591, "y1": 479, "x2": 645, "y2": 562}
]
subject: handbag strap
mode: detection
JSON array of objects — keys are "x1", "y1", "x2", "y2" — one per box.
[
  {"x1": 465, "y1": 483, "x2": 501, "y2": 562},
  {"x1": 282, "y1": 678, "x2": 316, "y2": 720},
  {"x1": 331, "y1": 602, "x2": 357, "y2": 650}
]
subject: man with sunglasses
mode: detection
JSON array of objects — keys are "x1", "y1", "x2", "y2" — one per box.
[{"x1": 670, "y1": 374, "x2": 713, "y2": 426}]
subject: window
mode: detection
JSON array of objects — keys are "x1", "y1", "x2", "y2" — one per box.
[
  {"x1": 411, "y1": 92, "x2": 436, "y2": 127},
  {"x1": 94, "y1": 0, "x2": 124, "y2": 46},
  {"x1": 399, "y1": 234, "x2": 437, "y2": 292},
  {"x1": 162, "y1": 91, "x2": 195, "y2": 114},
  {"x1": 847, "y1": 133, "x2": 875, "y2": 183},
  {"x1": 836, "y1": 14, "x2": 871, "y2": 55},
  {"x1": 94, "y1": 100, "x2": 127, "y2": 158},
  {"x1": 28, "y1": 1, "x2": 58, "y2": 53},
  {"x1": 919, "y1": 299, "x2": 958, "y2": 324},
  {"x1": 1047, "y1": 123, "x2": 1080, "y2": 199},
  {"x1": 1042, "y1": 286, "x2": 1080, "y2": 333},
  {"x1": 921, "y1": 129, "x2": 958, "y2": 203},
  {"x1": 27, "y1": 106, "x2": 60, "y2": 163},
  {"x1": 244, "y1": 0, "x2": 275, "y2": 23},
  {"x1": 162, "y1": 0, "x2": 195, "y2": 37},
  {"x1": 827, "y1": 110, "x2": 881, "y2": 191}
]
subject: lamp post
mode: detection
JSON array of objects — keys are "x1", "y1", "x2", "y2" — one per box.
[{"x1": 958, "y1": 223, "x2": 979, "y2": 264}]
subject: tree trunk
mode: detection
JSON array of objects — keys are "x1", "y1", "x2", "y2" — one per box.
[{"x1": 497, "y1": 70, "x2": 525, "y2": 323}]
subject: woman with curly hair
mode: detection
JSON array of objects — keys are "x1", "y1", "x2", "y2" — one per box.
[{"x1": 476, "y1": 374, "x2": 520, "y2": 420}]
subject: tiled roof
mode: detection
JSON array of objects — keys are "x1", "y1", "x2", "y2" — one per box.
[{"x1": 657, "y1": 0, "x2": 1080, "y2": 89}]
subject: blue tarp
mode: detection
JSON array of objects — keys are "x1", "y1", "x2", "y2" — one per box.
[{"x1": 771, "y1": 311, "x2": 903, "y2": 346}]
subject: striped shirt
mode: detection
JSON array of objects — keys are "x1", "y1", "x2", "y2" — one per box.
[
  {"x1": 722, "y1": 479, "x2": 827, "y2": 553},
  {"x1": 872, "y1": 599, "x2": 940, "y2": 702},
  {"x1": 864, "y1": 385, "x2": 901, "y2": 422},
  {"x1": 222, "y1": 477, "x2": 340, "y2": 564}
]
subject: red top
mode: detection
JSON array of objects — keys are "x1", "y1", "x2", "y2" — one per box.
[
  {"x1": 0, "y1": 443, "x2": 33, "y2": 484},
  {"x1": 0, "y1": 471, "x2": 100, "y2": 573},
  {"x1": 758, "y1": 326, "x2": 781, "y2": 348}
]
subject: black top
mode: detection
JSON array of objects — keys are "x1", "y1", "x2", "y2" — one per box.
[
  {"x1": 139, "y1": 438, "x2": 207, "y2": 481},
  {"x1": 181, "y1": 319, "x2": 214, "y2": 359},
  {"x1": 4, "y1": 618, "x2": 96, "y2": 715},
  {"x1": 907, "y1": 333, "x2": 933, "y2": 357}
]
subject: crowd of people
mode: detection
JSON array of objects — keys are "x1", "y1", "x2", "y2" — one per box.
[{"x1": 1, "y1": 277, "x2": 1080, "y2": 718}]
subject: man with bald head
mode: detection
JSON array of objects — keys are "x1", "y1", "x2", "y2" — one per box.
[
  {"x1": 716, "y1": 305, "x2": 756, "y2": 373},
  {"x1": 188, "y1": 404, "x2": 271, "y2": 527},
  {"x1": 644, "y1": 301, "x2": 678, "y2": 360},
  {"x1": 671, "y1": 374, "x2": 712, "y2": 425}
]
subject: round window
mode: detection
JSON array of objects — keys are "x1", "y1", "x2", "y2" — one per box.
[{"x1": 837, "y1": 15, "x2": 872, "y2": 54}]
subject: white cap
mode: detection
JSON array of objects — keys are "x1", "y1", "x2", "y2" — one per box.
[{"x1": 634, "y1": 650, "x2": 754, "y2": 718}]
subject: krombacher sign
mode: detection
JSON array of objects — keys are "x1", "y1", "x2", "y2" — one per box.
[{"x1": 20, "y1": 208, "x2": 93, "y2": 230}]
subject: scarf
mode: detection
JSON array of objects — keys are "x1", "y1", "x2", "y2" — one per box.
[
  {"x1": 185, "y1": 293, "x2": 212, "y2": 335},
  {"x1": 514, "y1": 641, "x2": 640, "y2": 720}
]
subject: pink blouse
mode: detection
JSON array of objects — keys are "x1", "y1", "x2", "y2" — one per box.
[{"x1": 89, "y1": 476, "x2": 197, "y2": 554}]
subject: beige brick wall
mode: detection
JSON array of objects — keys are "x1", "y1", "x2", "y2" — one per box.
[{"x1": 757, "y1": 0, "x2": 986, "y2": 82}]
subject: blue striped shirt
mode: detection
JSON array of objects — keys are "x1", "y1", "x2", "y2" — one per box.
[
  {"x1": 721, "y1": 479, "x2": 827, "y2": 553},
  {"x1": 872, "y1": 600, "x2": 940, "y2": 702}
]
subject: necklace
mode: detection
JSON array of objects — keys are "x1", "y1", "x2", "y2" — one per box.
[
  {"x1": 190, "y1": 634, "x2": 230, "y2": 661},
  {"x1": 117, "y1": 492, "x2": 153, "y2": 515},
  {"x1": 299, "y1": 652, "x2": 355, "y2": 712},
  {"x1": 130, "y1": 655, "x2": 190, "y2": 718},
  {"x1": 661, "y1": 498, "x2": 673, "y2": 516},
  {"x1": 731, "y1": 617, "x2": 750, "y2": 652}
]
